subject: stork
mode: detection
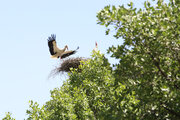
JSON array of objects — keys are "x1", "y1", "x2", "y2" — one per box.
[
  {"x1": 93, "y1": 42, "x2": 98, "y2": 52},
  {"x1": 47, "y1": 34, "x2": 79, "y2": 59}
]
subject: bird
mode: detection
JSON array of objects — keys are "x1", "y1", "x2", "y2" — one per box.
[
  {"x1": 47, "y1": 34, "x2": 79, "y2": 59},
  {"x1": 93, "y1": 42, "x2": 98, "y2": 52}
]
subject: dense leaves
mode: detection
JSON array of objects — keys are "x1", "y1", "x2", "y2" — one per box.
[
  {"x1": 97, "y1": 0, "x2": 180, "y2": 119},
  {"x1": 24, "y1": 51, "x2": 138, "y2": 120}
]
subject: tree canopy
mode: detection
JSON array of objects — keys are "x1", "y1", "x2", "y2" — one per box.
[
  {"x1": 3, "y1": 0, "x2": 180, "y2": 119},
  {"x1": 96, "y1": 0, "x2": 180, "y2": 119}
]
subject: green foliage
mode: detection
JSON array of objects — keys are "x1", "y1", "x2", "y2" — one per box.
[
  {"x1": 25, "y1": 51, "x2": 139, "y2": 120},
  {"x1": 2, "y1": 112, "x2": 15, "y2": 120},
  {"x1": 26, "y1": 100, "x2": 47, "y2": 120},
  {"x1": 97, "y1": 0, "x2": 180, "y2": 119},
  {"x1": 3, "y1": 0, "x2": 180, "y2": 120}
]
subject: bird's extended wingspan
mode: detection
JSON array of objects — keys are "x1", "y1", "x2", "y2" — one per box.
[
  {"x1": 61, "y1": 46, "x2": 79, "y2": 59},
  {"x1": 47, "y1": 34, "x2": 58, "y2": 55},
  {"x1": 47, "y1": 34, "x2": 79, "y2": 59}
]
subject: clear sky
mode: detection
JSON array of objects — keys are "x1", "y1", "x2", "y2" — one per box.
[{"x1": 0, "y1": 0, "x2": 168, "y2": 119}]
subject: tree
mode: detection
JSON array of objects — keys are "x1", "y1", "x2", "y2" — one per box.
[
  {"x1": 97, "y1": 0, "x2": 180, "y2": 119},
  {"x1": 25, "y1": 51, "x2": 139, "y2": 120},
  {"x1": 3, "y1": 0, "x2": 180, "y2": 119}
]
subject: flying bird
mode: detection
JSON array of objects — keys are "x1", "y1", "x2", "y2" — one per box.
[{"x1": 47, "y1": 34, "x2": 79, "y2": 59}]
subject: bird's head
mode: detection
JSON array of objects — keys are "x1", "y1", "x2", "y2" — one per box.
[
  {"x1": 65, "y1": 45, "x2": 68, "y2": 50},
  {"x1": 95, "y1": 42, "x2": 98, "y2": 48}
]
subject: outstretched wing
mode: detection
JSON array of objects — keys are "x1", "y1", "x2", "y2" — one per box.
[
  {"x1": 61, "y1": 47, "x2": 79, "y2": 59},
  {"x1": 47, "y1": 34, "x2": 59, "y2": 55}
]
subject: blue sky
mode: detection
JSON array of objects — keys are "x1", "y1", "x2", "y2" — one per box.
[{"x1": 0, "y1": 0, "x2": 168, "y2": 119}]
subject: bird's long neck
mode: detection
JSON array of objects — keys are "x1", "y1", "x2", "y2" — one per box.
[{"x1": 63, "y1": 46, "x2": 68, "y2": 52}]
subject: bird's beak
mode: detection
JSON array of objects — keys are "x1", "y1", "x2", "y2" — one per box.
[{"x1": 67, "y1": 46, "x2": 69, "y2": 50}]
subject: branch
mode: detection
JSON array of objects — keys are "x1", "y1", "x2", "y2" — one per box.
[
  {"x1": 162, "y1": 104, "x2": 180, "y2": 119},
  {"x1": 149, "y1": 53, "x2": 170, "y2": 81}
]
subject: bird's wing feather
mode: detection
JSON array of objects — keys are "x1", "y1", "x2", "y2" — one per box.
[
  {"x1": 61, "y1": 50, "x2": 76, "y2": 59},
  {"x1": 47, "y1": 34, "x2": 60, "y2": 55},
  {"x1": 61, "y1": 46, "x2": 79, "y2": 59}
]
